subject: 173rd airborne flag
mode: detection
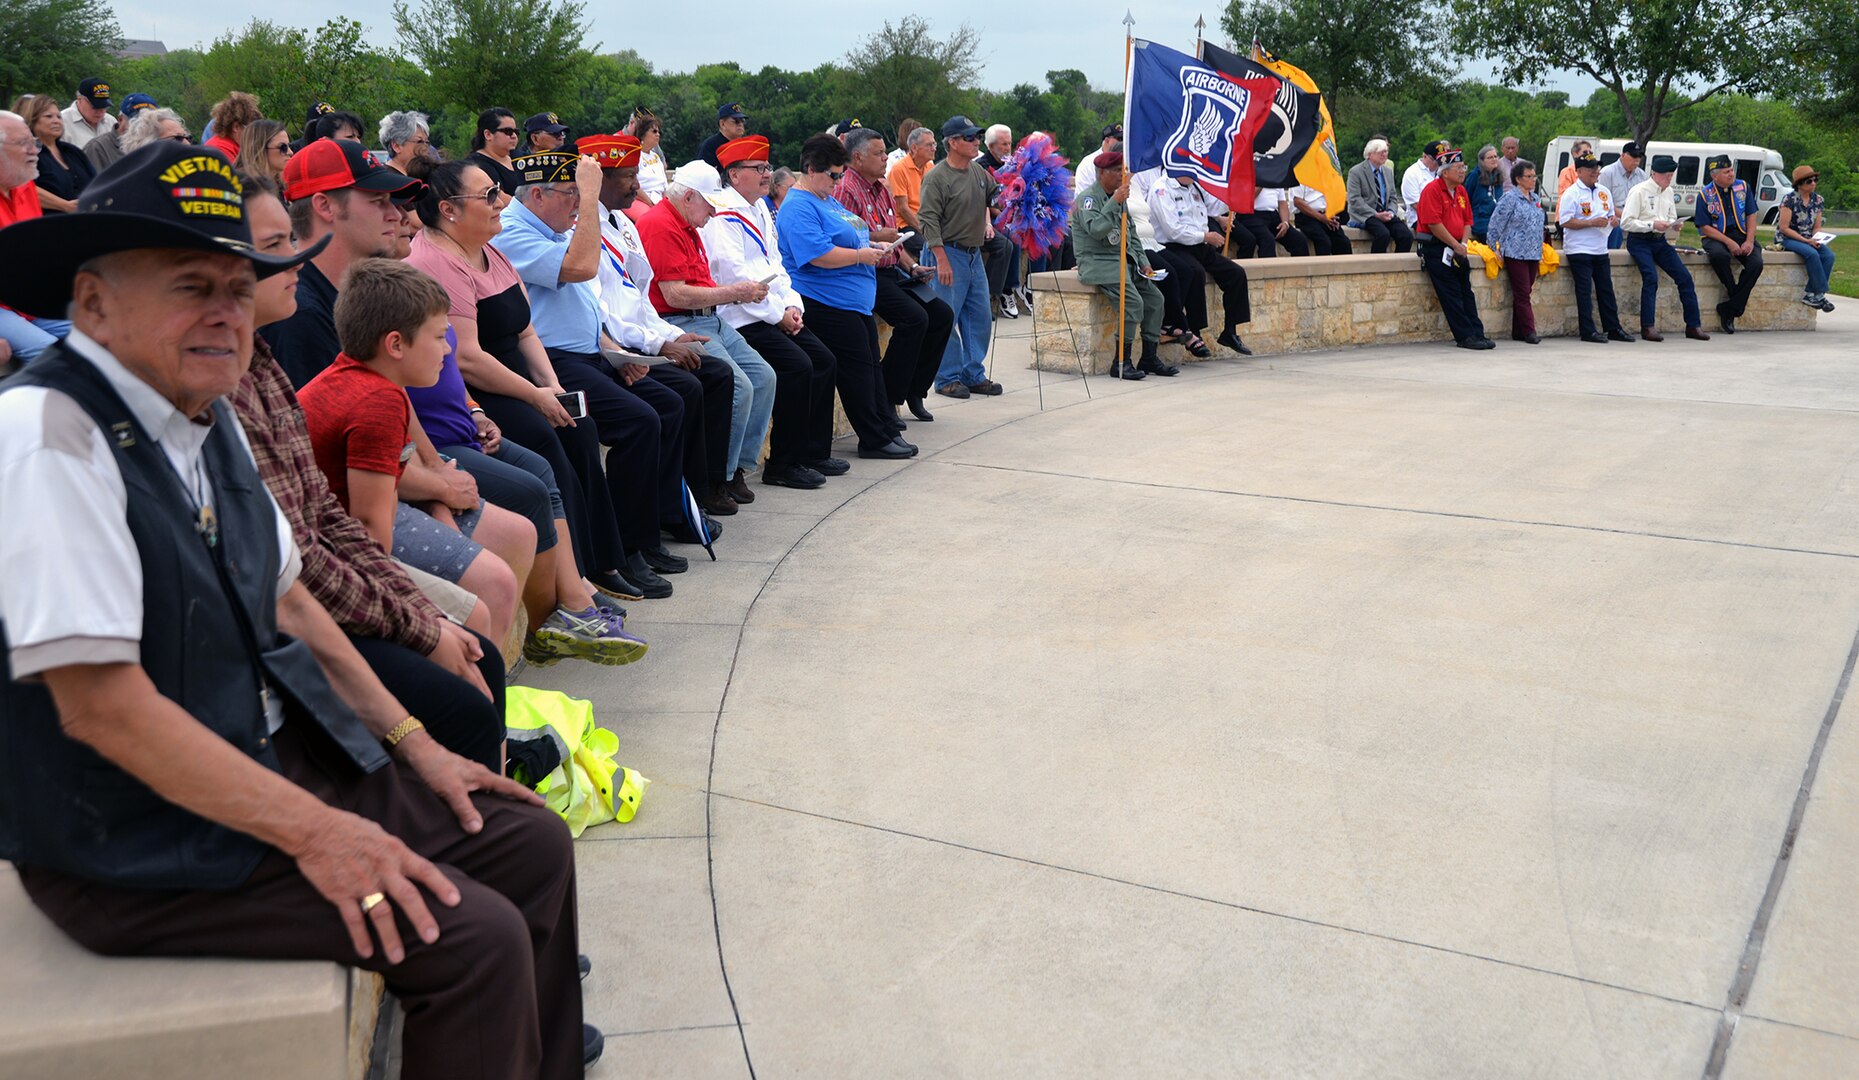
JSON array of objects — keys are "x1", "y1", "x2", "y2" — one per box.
[{"x1": 1124, "y1": 40, "x2": 1277, "y2": 211}]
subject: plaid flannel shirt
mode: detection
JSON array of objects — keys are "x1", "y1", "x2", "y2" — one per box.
[
  {"x1": 230, "y1": 337, "x2": 446, "y2": 654},
  {"x1": 832, "y1": 168, "x2": 902, "y2": 268}
]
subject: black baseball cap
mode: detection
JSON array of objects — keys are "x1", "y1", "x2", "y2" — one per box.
[
  {"x1": 1423, "y1": 139, "x2": 1448, "y2": 158},
  {"x1": 512, "y1": 151, "x2": 576, "y2": 184},
  {"x1": 1101, "y1": 122, "x2": 1123, "y2": 140},
  {"x1": 831, "y1": 118, "x2": 863, "y2": 136},
  {"x1": 1573, "y1": 151, "x2": 1601, "y2": 170},
  {"x1": 305, "y1": 101, "x2": 335, "y2": 125},
  {"x1": 78, "y1": 77, "x2": 111, "y2": 108},
  {"x1": 525, "y1": 112, "x2": 568, "y2": 135},
  {"x1": 1621, "y1": 141, "x2": 1645, "y2": 158},
  {"x1": 940, "y1": 115, "x2": 983, "y2": 139},
  {"x1": 283, "y1": 138, "x2": 420, "y2": 202},
  {"x1": 717, "y1": 102, "x2": 748, "y2": 120},
  {"x1": 0, "y1": 142, "x2": 329, "y2": 318}
]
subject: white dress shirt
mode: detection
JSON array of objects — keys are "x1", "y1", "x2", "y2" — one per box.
[
  {"x1": 0, "y1": 330, "x2": 298, "y2": 692},
  {"x1": 1146, "y1": 176, "x2": 1228, "y2": 246},
  {"x1": 701, "y1": 186, "x2": 806, "y2": 329},
  {"x1": 1557, "y1": 179, "x2": 1615, "y2": 255},
  {"x1": 1073, "y1": 154, "x2": 1099, "y2": 194},
  {"x1": 1401, "y1": 159, "x2": 1436, "y2": 227},
  {"x1": 1292, "y1": 184, "x2": 1328, "y2": 216},
  {"x1": 58, "y1": 102, "x2": 114, "y2": 150},
  {"x1": 595, "y1": 206, "x2": 685, "y2": 354},
  {"x1": 1252, "y1": 187, "x2": 1285, "y2": 213},
  {"x1": 1620, "y1": 178, "x2": 1680, "y2": 235}
]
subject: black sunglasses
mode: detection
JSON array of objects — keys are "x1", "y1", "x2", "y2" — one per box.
[{"x1": 493, "y1": 126, "x2": 519, "y2": 136}]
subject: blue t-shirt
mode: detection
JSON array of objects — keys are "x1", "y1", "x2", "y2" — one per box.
[{"x1": 778, "y1": 187, "x2": 875, "y2": 314}]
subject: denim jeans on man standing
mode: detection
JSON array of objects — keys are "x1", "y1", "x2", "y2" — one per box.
[
  {"x1": 1779, "y1": 237, "x2": 1838, "y2": 298},
  {"x1": 928, "y1": 244, "x2": 991, "y2": 388},
  {"x1": 668, "y1": 313, "x2": 775, "y2": 477}
]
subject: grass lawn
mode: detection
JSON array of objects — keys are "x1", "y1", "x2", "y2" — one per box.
[{"x1": 1829, "y1": 234, "x2": 1858, "y2": 298}]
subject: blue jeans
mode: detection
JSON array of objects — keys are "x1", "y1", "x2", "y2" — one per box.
[
  {"x1": 1780, "y1": 237, "x2": 1837, "y2": 295},
  {"x1": 668, "y1": 314, "x2": 775, "y2": 476},
  {"x1": 1626, "y1": 235, "x2": 1702, "y2": 329},
  {"x1": 0, "y1": 311, "x2": 67, "y2": 363},
  {"x1": 927, "y1": 246, "x2": 991, "y2": 387},
  {"x1": 1606, "y1": 226, "x2": 1624, "y2": 250}
]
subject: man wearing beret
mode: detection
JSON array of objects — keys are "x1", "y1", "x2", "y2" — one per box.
[
  {"x1": 0, "y1": 141, "x2": 590, "y2": 1079},
  {"x1": 1620, "y1": 156, "x2": 1708, "y2": 341},
  {"x1": 1693, "y1": 154, "x2": 1762, "y2": 333},
  {"x1": 1557, "y1": 151, "x2": 1633, "y2": 343},
  {"x1": 1072, "y1": 151, "x2": 1166, "y2": 379},
  {"x1": 59, "y1": 77, "x2": 115, "y2": 150},
  {"x1": 699, "y1": 102, "x2": 748, "y2": 168}
]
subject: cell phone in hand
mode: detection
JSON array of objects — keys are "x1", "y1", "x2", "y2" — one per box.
[
  {"x1": 555, "y1": 390, "x2": 588, "y2": 420},
  {"x1": 757, "y1": 271, "x2": 779, "y2": 285},
  {"x1": 894, "y1": 230, "x2": 916, "y2": 244}
]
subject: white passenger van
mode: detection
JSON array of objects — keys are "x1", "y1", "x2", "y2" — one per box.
[{"x1": 1542, "y1": 138, "x2": 1791, "y2": 223}]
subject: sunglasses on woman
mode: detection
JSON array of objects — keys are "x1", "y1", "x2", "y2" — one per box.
[{"x1": 446, "y1": 184, "x2": 503, "y2": 207}]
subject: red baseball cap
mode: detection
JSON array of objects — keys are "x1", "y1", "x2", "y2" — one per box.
[{"x1": 284, "y1": 138, "x2": 419, "y2": 202}]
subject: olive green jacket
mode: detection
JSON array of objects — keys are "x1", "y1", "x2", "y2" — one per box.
[{"x1": 1071, "y1": 180, "x2": 1151, "y2": 287}]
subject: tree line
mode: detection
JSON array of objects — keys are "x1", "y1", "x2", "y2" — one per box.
[{"x1": 8, "y1": 0, "x2": 1854, "y2": 206}]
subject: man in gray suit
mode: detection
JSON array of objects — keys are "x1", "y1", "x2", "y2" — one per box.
[{"x1": 1346, "y1": 138, "x2": 1413, "y2": 253}]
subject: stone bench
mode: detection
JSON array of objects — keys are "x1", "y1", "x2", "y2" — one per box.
[
  {"x1": 1028, "y1": 249, "x2": 1817, "y2": 374},
  {"x1": 0, "y1": 863, "x2": 385, "y2": 1079}
]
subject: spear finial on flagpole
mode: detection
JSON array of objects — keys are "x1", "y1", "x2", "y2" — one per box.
[{"x1": 1194, "y1": 15, "x2": 1205, "y2": 57}]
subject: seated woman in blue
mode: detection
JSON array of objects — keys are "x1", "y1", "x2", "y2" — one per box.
[{"x1": 776, "y1": 135, "x2": 915, "y2": 460}]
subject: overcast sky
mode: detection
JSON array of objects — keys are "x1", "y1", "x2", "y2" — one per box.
[{"x1": 115, "y1": 0, "x2": 1588, "y2": 100}]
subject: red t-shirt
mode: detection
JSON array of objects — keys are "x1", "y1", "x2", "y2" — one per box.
[
  {"x1": 296, "y1": 353, "x2": 412, "y2": 511},
  {"x1": 0, "y1": 181, "x2": 41, "y2": 229},
  {"x1": 203, "y1": 134, "x2": 241, "y2": 162},
  {"x1": 635, "y1": 196, "x2": 716, "y2": 315},
  {"x1": 1414, "y1": 178, "x2": 1472, "y2": 239}
]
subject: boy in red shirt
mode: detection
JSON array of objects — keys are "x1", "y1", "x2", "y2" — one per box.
[{"x1": 300, "y1": 258, "x2": 645, "y2": 666}]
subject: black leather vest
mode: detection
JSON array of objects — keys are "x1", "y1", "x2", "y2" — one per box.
[{"x1": 0, "y1": 345, "x2": 388, "y2": 890}]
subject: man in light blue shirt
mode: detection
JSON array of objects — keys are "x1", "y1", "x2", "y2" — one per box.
[{"x1": 499, "y1": 150, "x2": 693, "y2": 588}]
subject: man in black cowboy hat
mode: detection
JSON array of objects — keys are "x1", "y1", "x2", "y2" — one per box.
[
  {"x1": 699, "y1": 101, "x2": 748, "y2": 167},
  {"x1": 0, "y1": 141, "x2": 592, "y2": 1080}
]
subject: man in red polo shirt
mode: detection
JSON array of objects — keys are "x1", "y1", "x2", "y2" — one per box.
[
  {"x1": 634, "y1": 166, "x2": 775, "y2": 514},
  {"x1": 0, "y1": 108, "x2": 66, "y2": 364},
  {"x1": 1414, "y1": 148, "x2": 1493, "y2": 350}
]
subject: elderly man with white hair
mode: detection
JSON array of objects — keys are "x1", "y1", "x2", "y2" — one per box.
[
  {"x1": 378, "y1": 111, "x2": 432, "y2": 174},
  {"x1": 1345, "y1": 138, "x2": 1412, "y2": 253},
  {"x1": 0, "y1": 109, "x2": 72, "y2": 364}
]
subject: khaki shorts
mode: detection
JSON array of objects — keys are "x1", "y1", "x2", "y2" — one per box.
[{"x1": 395, "y1": 560, "x2": 478, "y2": 624}]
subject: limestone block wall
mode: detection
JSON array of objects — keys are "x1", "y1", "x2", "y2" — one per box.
[{"x1": 1028, "y1": 249, "x2": 1818, "y2": 375}]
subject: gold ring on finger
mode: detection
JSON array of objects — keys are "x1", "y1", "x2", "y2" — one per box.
[{"x1": 361, "y1": 891, "x2": 386, "y2": 912}]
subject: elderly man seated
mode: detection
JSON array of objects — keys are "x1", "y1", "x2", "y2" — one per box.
[
  {"x1": 0, "y1": 142, "x2": 595, "y2": 1079},
  {"x1": 1073, "y1": 152, "x2": 1166, "y2": 379}
]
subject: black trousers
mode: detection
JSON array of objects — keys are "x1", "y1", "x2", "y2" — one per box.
[
  {"x1": 352, "y1": 632, "x2": 505, "y2": 774},
  {"x1": 735, "y1": 320, "x2": 838, "y2": 465},
  {"x1": 648, "y1": 357, "x2": 734, "y2": 492},
  {"x1": 1162, "y1": 241, "x2": 1252, "y2": 331},
  {"x1": 1233, "y1": 213, "x2": 1308, "y2": 257},
  {"x1": 1360, "y1": 215, "x2": 1415, "y2": 254},
  {"x1": 983, "y1": 232, "x2": 1016, "y2": 297},
  {"x1": 1418, "y1": 242, "x2": 1487, "y2": 343},
  {"x1": 19, "y1": 720, "x2": 583, "y2": 1080},
  {"x1": 1566, "y1": 252, "x2": 1625, "y2": 337},
  {"x1": 803, "y1": 300, "x2": 896, "y2": 450},
  {"x1": 1147, "y1": 246, "x2": 1207, "y2": 331},
  {"x1": 548, "y1": 350, "x2": 675, "y2": 555},
  {"x1": 872, "y1": 274, "x2": 954, "y2": 405},
  {"x1": 1702, "y1": 237, "x2": 1764, "y2": 318},
  {"x1": 472, "y1": 389, "x2": 622, "y2": 576},
  {"x1": 1295, "y1": 213, "x2": 1353, "y2": 256}
]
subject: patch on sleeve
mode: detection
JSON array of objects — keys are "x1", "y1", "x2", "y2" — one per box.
[{"x1": 1082, "y1": 196, "x2": 1094, "y2": 210}]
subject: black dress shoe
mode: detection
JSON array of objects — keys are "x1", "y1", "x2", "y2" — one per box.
[
  {"x1": 638, "y1": 546, "x2": 688, "y2": 574},
  {"x1": 1580, "y1": 332, "x2": 1609, "y2": 343},
  {"x1": 579, "y1": 954, "x2": 592, "y2": 980},
  {"x1": 907, "y1": 397, "x2": 934, "y2": 421},
  {"x1": 893, "y1": 415, "x2": 907, "y2": 430},
  {"x1": 763, "y1": 462, "x2": 826, "y2": 489},
  {"x1": 857, "y1": 441, "x2": 913, "y2": 459},
  {"x1": 623, "y1": 553, "x2": 674, "y2": 599},
  {"x1": 663, "y1": 517, "x2": 724, "y2": 545},
  {"x1": 589, "y1": 569, "x2": 645, "y2": 601},
  {"x1": 584, "y1": 1024, "x2": 605, "y2": 1067},
  {"x1": 1515, "y1": 333, "x2": 1541, "y2": 344},
  {"x1": 804, "y1": 457, "x2": 850, "y2": 476},
  {"x1": 1109, "y1": 361, "x2": 1147, "y2": 380},
  {"x1": 890, "y1": 437, "x2": 919, "y2": 456},
  {"x1": 1137, "y1": 356, "x2": 1181, "y2": 376},
  {"x1": 1607, "y1": 328, "x2": 1635, "y2": 342},
  {"x1": 1216, "y1": 329, "x2": 1253, "y2": 355},
  {"x1": 1717, "y1": 303, "x2": 1736, "y2": 334},
  {"x1": 1455, "y1": 337, "x2": 1495, "y2": 350}
]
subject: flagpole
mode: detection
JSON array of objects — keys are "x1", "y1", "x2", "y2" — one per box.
[{"x1": 1118, "y1": 11, "x2": 1133, "y2": 378}]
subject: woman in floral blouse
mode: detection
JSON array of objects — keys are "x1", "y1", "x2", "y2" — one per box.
[
  {"x1": 1777, "y1": 165, "x2": 1836, "y2": 312},
  {"x1": 1484, "y1": 159, "x2": 1548, "y2": 344}
]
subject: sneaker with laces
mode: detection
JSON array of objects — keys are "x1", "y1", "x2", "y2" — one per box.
[{"x1": 528, "y1": 606, "x2": 648, "y2": 667}]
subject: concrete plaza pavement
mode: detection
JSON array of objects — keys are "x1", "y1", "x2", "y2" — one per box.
[{"x1": 527, "y1": 308, "x2": 1859, "y2": 1077}]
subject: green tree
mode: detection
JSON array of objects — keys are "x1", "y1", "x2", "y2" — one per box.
[
  {"x1": 393, "y1": 0, "x2": 590, "y2": 116},
  {"x1": 0, "y1": 0, "x2": 122, "y2": 104},
  {"x1": 1449, "y1": 0, "x2": 1813, "y2": 144},
  {"x1": 1218, "y1": 0, "x2": 1442, "y2": 117},
  {"x1": 841, "y1": 16, "x2": 982, "y2": 135}
]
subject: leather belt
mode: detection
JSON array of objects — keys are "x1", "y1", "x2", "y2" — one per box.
[{"x1": 672, "y1": 307, "x2": 716, "y2": 317}]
